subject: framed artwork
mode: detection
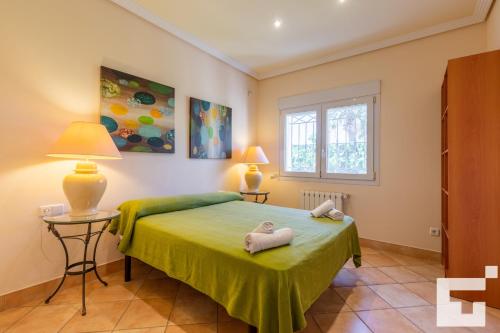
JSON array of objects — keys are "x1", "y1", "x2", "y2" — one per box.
[
  {"x1": 99, "y1": 66, "x2": 175, "y2": 153},
  {"x1": 189, "y1": 97, "x2": 232, "y2": 159}
]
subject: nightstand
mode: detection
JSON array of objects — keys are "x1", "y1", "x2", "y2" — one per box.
[
  {"x1": 240, "y1": 191, "x2": 270, "y2": 204},
  {"x1": 42, "y1": 210, "x2": 120, "y2": 315}
]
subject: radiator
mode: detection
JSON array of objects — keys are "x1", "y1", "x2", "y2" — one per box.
[{"x1": 300, "y1": 190, "x2": 349, "y2": 212}]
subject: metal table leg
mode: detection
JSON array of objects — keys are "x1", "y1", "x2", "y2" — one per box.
[
  {"x1": 79, "y1": 224, "x2": 88, "y2": 314},
  {"x1": 45, "y1": 225, "x2": 69, "y2": 304},
  {"x1": 92, "y1": 221, "x2": 110, "y2": 287}
]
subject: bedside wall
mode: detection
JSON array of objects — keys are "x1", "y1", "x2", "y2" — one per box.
[
  {"x1": 256, "y1": 24, "x2": 486, "y2": 252},
  {"x1": 0, "y1": 0, "x2": 257, "y2": 295}
]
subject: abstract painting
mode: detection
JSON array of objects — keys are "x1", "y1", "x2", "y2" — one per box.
[
  {"x1": 100, "y1": 66, "x2": 175, "y2": 153},
  {"x1": 189, "y1": 97, "x2": 232, "y2": 159}
]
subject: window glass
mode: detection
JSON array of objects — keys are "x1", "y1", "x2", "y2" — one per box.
[
  {"x1": 285, "y1": 111, "x2": 317, "y2": 173},
  {"x1": 326, "y1": 103, "x2": 368, "y2": 174}
]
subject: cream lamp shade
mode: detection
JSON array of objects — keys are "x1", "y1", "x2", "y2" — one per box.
[
  {"x1": 242, "y1": 146, "x2": 269, "y2": 165},
  {"x1": 242, "y1": 146, "x2": 269, "y2": 192},
  {"x1": 48, "y1": 122, "x2": 122, "y2": 216},
  {"x1": 47, "y1": 121, "x2": 122, "y2": 160}
]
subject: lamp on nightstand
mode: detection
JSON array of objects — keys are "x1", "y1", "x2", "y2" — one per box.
[
  {"x1": 242, "y1": 146, "x2": 269, "y2": 192},
  {"x1": 47, "y1": 121, "x2": 122, "y2": 217}
]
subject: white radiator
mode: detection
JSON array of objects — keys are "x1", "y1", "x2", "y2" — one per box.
[{"x1": 300, "y1": 190, "x2": 349, "y2": 212}]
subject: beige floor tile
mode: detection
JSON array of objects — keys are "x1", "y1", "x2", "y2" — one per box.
[
  {"x1": 7, "y1": 304, "x2": 78, "y2": 333},
  {"x1": 407, "y1": 265, "x2": 445, "y2": 281},
  {"x1": 165, "y1": 323, "x2": 216, "y2": 333},
  {"x1": 135, "y1": 278, "x2": 179, "y2": 300},
  {"x1": 131, "y1": 263, "x2": 154, "y2": 279},
  {"x1": 148, "y1": 269, "x2": 168, "y2": 280},
  {"x1": 296, "y1": 314, "x2": 322, "y2": 333},
  {"x1": 346, "y1": 267, "x2": 396, "y2": 285},
  {"x1": 308, "y1": 288, "x2": 351, "y2": 314},
  {"x1": 357, "y1": 308, "x2": 422, "y2": 333},
  {"x1": 45, "y1": 284, "x2": 94, "y2": 306},
  {"x1": 218, "y1": 320, "x2": 249, "y2": 333},
  {"x1": 115, "y1": 298, "x2": 173, "y2": 330},
  {"x1": 100, "y1": 271, "x2": 127, "y2": 284},
  {"x1": 15, "y1": 297, "x2": 44, "y2": 308},
  {"x1": 379, "y1": 266, "x2": 428, "y2": 283},
  {"x1": 398, "y1": 306, "x2": 472, "y2": 333},
  {"x1": 314, "y1": 312, "x2": 371, "y2": 333},
  {"x1": 369, "y1": 284, "x2": 429, "y2": 308},
  {"x1": 487, "y1": 306, "x2": 500, "y2": 320},
  {"x1": 464, "y1": 304, "x2": 500, "y2": 333},
  {"x1": 362, "y1": 253, "x2": 400, "y2": 267},
  {"x1": 332, "y1": 269, "x2": 366, "y2": 287},
  {"x1": 403, "y1": 281, "x2": 437, "y2": 304},
  {"x1": 176, "y1": 285, "x2": 204, "y2": 298},
  {"x1": 482, "y1": 311, "x2": 500, "y2": 333},
  {"x1": 382, "y1": 251, "x2": 435, "y2": 266},
  {"x1": 60, "y1": 300, "x2": 129, "y2": 332},
  {"x1": 334, "y1": 286, "x2": 391, "y2": 311},
  {"x1": 343, "y1": 258, "x2": 372, "y2": 269},
  {"x1": 114, "y1": 327, "x2": 166, "y2": 333},
  {"x1": 169, "y1": 289, "x2": 217, "y2": 326},
  {"x1": 437, "y1": 303, "x2": 500, "y2": 333},
  {"x1": 0, "y1": 306, "x2": 33, "y2": 332},
  {"x1": 360, "y1": 246, "x2": 380, "y2": 255},
  {"x1": 217, "y1": 305, "x2": 234, "y2": 322},
  {"x1": 88, "y1": 280, "x2": 144, "y2": 303}
]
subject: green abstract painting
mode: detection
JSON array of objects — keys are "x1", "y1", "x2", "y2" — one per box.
[
  {"x1": 100, "y1": 66, "x2": 175, "y2": 153},
  {"x1": 189, "y1": 97, "x2": 232, "y2": 159}
]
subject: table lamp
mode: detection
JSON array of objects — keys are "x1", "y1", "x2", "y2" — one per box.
[
  {"x1": 242, "y1": 146, "x2": 269, "y2": 192},
  {"x1": 47, "y1": 121, "x2": 122, "y2": 216}
]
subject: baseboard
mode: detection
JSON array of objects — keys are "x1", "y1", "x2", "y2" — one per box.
[
  {"x1": 0, "y1": 258, "x2": 124, "y2": 312},
  {"x1": 360, "y1": 238, "x2": 441, "y2": 263}
]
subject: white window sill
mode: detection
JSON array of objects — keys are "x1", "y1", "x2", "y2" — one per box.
[{"x1": 273, "y1": 175, "x2": 380, "y2": 186}]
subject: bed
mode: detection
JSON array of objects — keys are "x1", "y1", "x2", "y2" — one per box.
[{"x1": 110, "y1": 192, "x2": 361, "y2": 333}]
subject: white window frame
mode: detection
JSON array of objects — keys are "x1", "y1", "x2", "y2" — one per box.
[
  {"x1": 279, "y1": 105, "x2": 321, "y2": 178},
  {"x1": 278, "y1": 81, "x2": 380, "y2": 185},
  {"x1": 321, "y1": 96, "x2": 375, "y2": 181}
]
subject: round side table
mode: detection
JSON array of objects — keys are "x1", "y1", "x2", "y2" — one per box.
[{"x1": 42, "y1": 210, "x2": 120, "y2": 315}]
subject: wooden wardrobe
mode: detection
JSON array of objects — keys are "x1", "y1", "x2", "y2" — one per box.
[{"x1": 441, "y1": 49, "x2": 500, "y2": 309}]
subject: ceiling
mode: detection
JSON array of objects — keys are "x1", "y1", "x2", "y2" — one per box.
[{"x1": 112, "y1": 0, "x2": 493, "y2": 79}]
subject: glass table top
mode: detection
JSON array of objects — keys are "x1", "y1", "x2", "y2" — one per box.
[{"x1": 42, "y1": 210, "x2": 120, "y2": 224}]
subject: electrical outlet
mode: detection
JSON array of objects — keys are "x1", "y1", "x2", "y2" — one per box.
[
  {"x1": 39, "y1": 204, "x2": 65, "y2": 217},
  {"x1": 429, "y1": 227, "x2": 441, "y2": 237}
]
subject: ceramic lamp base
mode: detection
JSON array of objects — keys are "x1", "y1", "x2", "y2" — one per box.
[
  {"x1": 245, "y1": 165, "x2": 263, "y2": 192},
  {"x1": 63, "y1": 161, "x2": 107, "y2": 217}
]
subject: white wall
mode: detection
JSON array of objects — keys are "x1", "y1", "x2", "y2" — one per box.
[
  {"x1": 256, "y1": 25, "x2": 486, "y2": 252},
  {"x1": 487, "y1": 0, "x2": 500, "y2": 50},
  {"x1": 0, "y1": 0, "x2": 256, "y2": 295}
]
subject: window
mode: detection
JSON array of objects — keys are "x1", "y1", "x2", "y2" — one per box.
[
  {"x1": 281, "y1": 106, "x2": 320, "y2": 177},
  {"x1": 279, "y1": 81, "x2": 379, "y2": 184}
]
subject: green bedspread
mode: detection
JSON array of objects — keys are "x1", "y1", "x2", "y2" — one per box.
[{"x1": 110, "y1": 192, "x2": 361, "y2": 333}]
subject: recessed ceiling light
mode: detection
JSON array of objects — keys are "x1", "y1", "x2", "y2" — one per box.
[
  {"x1": 338, "y1": 0, "x2": 346, "y2": 3},
  {"x1": 274, "y1": 19, "x2": 282, "y2": 28}
]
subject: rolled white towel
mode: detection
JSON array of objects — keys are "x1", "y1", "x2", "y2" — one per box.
[
  {"x1": 252, "y1": 221, "x2": 274, "y2": 234},
  {"x1": 325, "y1": 208, "x2": 344, "y2": 221},
  {"x1": 245, "y1": 228, "x2": 294, "y2": 254},
  {"x1": 310, "y1": 199, "x2": 335, "y2": 217}
]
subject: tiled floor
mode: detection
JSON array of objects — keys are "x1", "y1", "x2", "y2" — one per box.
[{"x1": 1, "y1": 246, "x2": 500, "y2": 332}]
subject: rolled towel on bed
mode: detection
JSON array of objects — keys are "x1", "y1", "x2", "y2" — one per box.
[
  {"x1": 245, "y1": 228, "x2": 294, "y2": 254},
  {"x1": 310, "y1": 199, "x2": 335, "y2": 217},
  {"x1": 252, "y1": 221, "x2": 274, "y2": 234},
  {"x1": 325, "y1": 208, "x2": 345, "y2": 221}
]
